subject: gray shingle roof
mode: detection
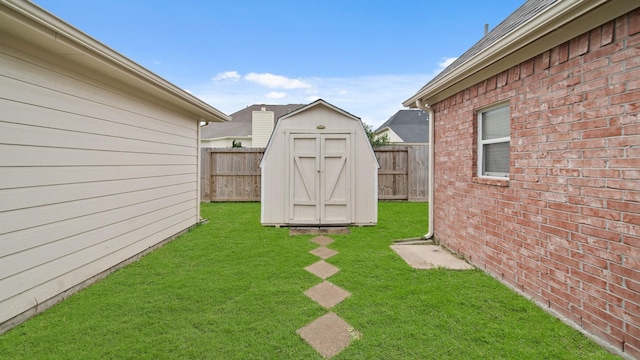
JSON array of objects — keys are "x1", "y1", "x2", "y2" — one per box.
[
  {"x1": 416, "y1": 0, "x2": 557, "y2": 95},
  {"x1": 375, "y1": 109, "x2": 429, "y2": 143},
  {"x1": 201, "y1": 104, "x2": 305, "y2": 139}
]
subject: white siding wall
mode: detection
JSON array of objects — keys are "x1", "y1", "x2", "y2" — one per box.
[
  {"x1": 251, "y1": 109, "x2": 274, "y2": 148},
  {"x1": 0, "y1": 44, "x2": 200, "y2": 325},
  {"x1": 376, "y1": 128, "x2": 403, "y2": 143}
]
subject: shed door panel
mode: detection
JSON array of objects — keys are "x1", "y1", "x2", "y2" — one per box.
[
  {"x1": 289, "y1": 134, "x2": 350, "y2": 224},
  {"x1": 290, "y1": 135, "x2": 320, "y2": 224},
  {"x1": 321, "y1": 136, "x2": 350, "y2": 224}
]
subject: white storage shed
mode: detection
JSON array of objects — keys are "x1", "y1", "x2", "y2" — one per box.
[
  {"x1": 0, "y1": 0, "x2": 229, "y2": 332},
  {"x1": 260, "y1": 99, "x2": 378, "y2": 226}
]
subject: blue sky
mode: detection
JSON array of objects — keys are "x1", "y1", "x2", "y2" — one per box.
[{"x1": 34, "y1": 0, "x2": 524, "y2": 127}]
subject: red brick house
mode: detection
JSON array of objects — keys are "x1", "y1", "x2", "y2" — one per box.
[{"x1": 404, "y1": 0, "x2": 640, "y2": 358}]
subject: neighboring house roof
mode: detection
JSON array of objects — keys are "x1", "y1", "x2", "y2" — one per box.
[
  {"x1": 403, "y1": 0, "x2": 637, "y2": 107},
  {"x1": 201, "y1": 104, "x2": 304, "y2": 139},
  {"x1": 374, "y1": 110, "x2": 428, "y2": 143},
  {"x1": 0, "y1": 0, "x2": 230, "y2": 123}
]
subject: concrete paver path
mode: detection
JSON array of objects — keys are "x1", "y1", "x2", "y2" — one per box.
[
  {"x1": 297, "y1": 236, "x2": 358, "y2": 358},
  {"x1": 296, "y1": 312, "x2": 360, "y2": 359},
  {"x1": 297, "y1": 237, "x2": 473, "y2": 358},
  {"x1": 304, "y1": 281, "x2": 351, "y2": 309}
]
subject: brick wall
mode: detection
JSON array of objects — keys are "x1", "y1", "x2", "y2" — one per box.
[{"x1": 432, "y1": 9, "x2": 640, "y2": 358}]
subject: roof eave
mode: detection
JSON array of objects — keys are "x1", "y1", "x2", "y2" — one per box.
[
  {"x1": 1, "y1": 0, "x2": 230, "y2": 123},
  {"x1": 280, "y1": 99, "x2": 361, "y2": 122},
  {"x1": 404, "y1": 0, "x2": 634, "y2": 108},
  {"x1": 374, "y1": 126, "x2": 393, "y2": 136}
]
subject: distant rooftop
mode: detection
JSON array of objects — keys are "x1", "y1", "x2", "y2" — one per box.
[
  {"x1": 201, "y1": 104, "x2": 305, "y2": 139},
  {"x1": 407, "y1": 0, "x2": 558, "y2": 105},
  {"x1": 375, "y1": 109, "x2": 429, "y2": 143}
]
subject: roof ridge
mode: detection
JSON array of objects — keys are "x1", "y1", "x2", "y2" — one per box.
[{"x1": 418, "y1": 0, "x2": 557, "y2": 95}]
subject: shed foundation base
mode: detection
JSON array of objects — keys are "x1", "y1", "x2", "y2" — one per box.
[{"x1": 289, "y1": 227, "x2": 351, "y2": 235}]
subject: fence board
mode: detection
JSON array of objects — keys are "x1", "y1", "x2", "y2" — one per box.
[
  {"x1": 200, "y1": 145, "x2": 428, "y2": 202},
  {"x1": 375, "y1": 146, "x2": 409, "y2": 200},
  {"x1": 204, "y1": 148, "x2": 264, "y2": 202},
  {"x1": 200, "y1": 147, "x2": 211, "y2": 201},
  {"x1": 408, "y1": 145, "x2": 429, "y2": 202}
]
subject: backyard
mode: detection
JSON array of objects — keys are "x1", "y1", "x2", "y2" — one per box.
[{"x1": 0, "y1": 202, "x2": 620, "y2": 359}]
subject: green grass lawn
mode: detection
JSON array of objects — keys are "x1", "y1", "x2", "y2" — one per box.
[{"x1": 0, "y1": 202, "x2": 619, "y2": 359}]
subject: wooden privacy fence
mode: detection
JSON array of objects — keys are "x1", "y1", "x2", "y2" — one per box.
[
  {"x1": 375, "y1": 145, "x2": 428, "y2": 201},
  {"x1": 201, "y1": 145, "x2": 428, "y2": 202},
  {"x1": 200, "y1": 148, "x2": 263, "y2": 202}
]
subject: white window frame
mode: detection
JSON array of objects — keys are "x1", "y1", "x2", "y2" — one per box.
[{"x1": 477, "y1": 103, "x2": 510, "y2": 178}]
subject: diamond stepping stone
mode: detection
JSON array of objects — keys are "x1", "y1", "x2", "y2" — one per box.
[
  {"x1": 305, "y1": 260, "x2": 339, "y2": 279},
  {"x1": 310, "y1": 246, "x2": 338, "y2": 259},
  {"x1": 296, "y1": 312, "x2": 361, "y2": 359},
  {"x1": 310, "y1": 236, "x2": 334, "y2": 246},
  {"x1": 304, "y1": 280, "x2": 351, "y2": 309}
]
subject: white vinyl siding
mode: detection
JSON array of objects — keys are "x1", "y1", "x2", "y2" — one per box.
[
  {"x1": 478, "y1": 104, "x2": 510, "y2": 178},
  {"x1": 251, "y1": 110, "x2": 275, "y2": 148},
  {"x1": 375, "y1": 128, "x2": 403, "y2": 143},
  {"x1": 0, "y1": 44, "x2": 199, "y2": 324}
]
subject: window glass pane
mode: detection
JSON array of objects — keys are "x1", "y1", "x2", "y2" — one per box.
[
  {"x1": 483, "y1": 142, "x2": 510, "y2": 174},
  {"x1": 482, "y1": 106, "x2": 510, "y2": 140}
]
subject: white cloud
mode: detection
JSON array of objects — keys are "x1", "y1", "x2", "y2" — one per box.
[
  {"x1": 266, "y1": 91, "x2": 286, "y2": 99},
  {"x1": 191, "y1": 59, "x2": 452, "y2": 128},
  {"x1": 244, "y1": 72, "x2": 311, "y2": 89},
  {"x1": 193, "y1": 74, "x2": 428, "y2": 128},
  {"x1": 439, "y1": 57, "x2": 457, "y2": 69},
  {"x1": 213, "y1": 71, "x2": 241, "y2": 81},
  {"x1": 431, "y1": 57, "x2": 458, "y2": 78}
]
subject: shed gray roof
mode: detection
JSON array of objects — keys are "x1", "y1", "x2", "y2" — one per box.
[
  {"x1": 375, "y1": 109, "x2": 429, "y2": 143},
  {"x1": 201, "y1": 104, "x2": 305, "y2": 139},
  {"x1": 280, "y1": 98, "x2": 361, "y2": 122}
]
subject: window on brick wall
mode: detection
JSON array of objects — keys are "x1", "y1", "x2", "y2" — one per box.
[{"x1": 478, "y1": 103, "x2": 510, "y2": 178}]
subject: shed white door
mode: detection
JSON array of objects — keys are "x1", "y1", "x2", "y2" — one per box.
[{"x1": 289, "y1": 134, "x2": 351, "y2": 224}]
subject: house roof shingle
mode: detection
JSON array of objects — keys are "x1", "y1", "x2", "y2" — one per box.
[
  {"x1": 375, "y1": 110, "x2": 429, "y2": 143},
  {"x1": 201, "y1": 104, "x2": 305, "y2": 139},
  {"x1": 422, "y1": 0, "x2": 557, "y2": 93},
  {"x1": 405, "y1": 0, "x2": 637, "y2": 108}
]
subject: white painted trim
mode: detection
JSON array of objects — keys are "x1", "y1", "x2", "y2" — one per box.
[
  {"x1": 0, "y1": 0, "x2": 230, "y2": 123},
  {"x1": 404, "y1": 0, "x2": 637, "y2": 107},
  {"x1": 477, "y1": 103, "x2": 510, "y2": 179},
  {"x1": 415, "y1": 100, "x2": 434, "y2": 240},
  {"x1": 374, "y1": 127, "x2": 403, "y2": 143},
  {"x1": 279, "y1": 99, "x2": 360, "y2": 122},
  {"x1": 196, "y1": 121, "x2": 202, "y2": 221}
]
